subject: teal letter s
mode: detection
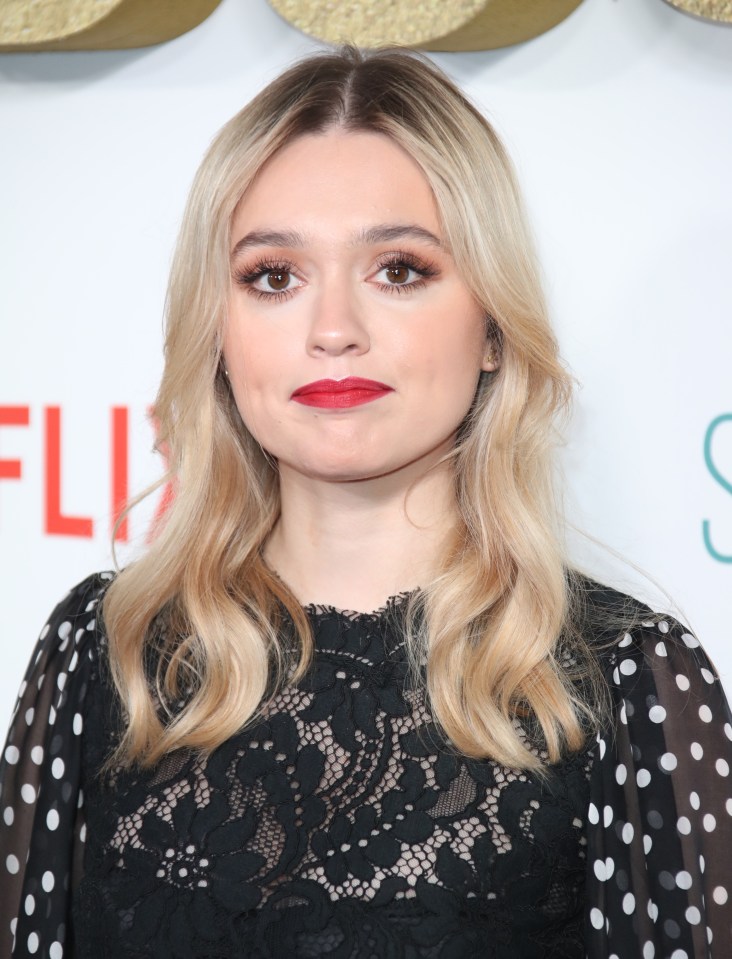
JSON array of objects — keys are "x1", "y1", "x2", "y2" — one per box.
[{"x1": 703, "y1": 414, "x2": 732, "y2": 563}]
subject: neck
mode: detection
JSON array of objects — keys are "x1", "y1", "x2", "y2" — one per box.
[{"x1": 264, "y1": 458, "x2": 459, "y2": 613}]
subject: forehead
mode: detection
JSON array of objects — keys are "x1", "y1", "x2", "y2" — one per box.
[{"x1": 230, "y1": 130, "x2": 441, "y2": 240}]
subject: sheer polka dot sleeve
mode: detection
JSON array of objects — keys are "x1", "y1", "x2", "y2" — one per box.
[
  {"x1": 0, "y1": 573, "x2": 110, "y2": 959},
  {"x1": 586, "y1": 617, "x2": 732, "y2": 958}
]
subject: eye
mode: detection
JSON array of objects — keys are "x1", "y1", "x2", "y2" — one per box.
[
  {"x1": 375, "y1": 263, "x2": 420, "y2": 286},
  {"x1": 371, "y1": 253, "x2": 439, "y2": 293},
  {"x1": 233, "y1": 261, "x2": 304, "y2": 300},
  {"x1": 251, "y1": 269, "x2": 302, "y2": 294}
]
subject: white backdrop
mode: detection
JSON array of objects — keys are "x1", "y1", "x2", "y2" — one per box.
[{"x1": 1, "y1": 0, "x2": 731, "y2": 726}]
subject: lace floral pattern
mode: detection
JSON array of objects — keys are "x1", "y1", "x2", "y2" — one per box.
[{"x1": 74, "y1": 590, "x2": 591, "y2": 958}]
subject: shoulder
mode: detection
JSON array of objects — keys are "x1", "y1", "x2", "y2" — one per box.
[
  {"x1": 567, "y1": 572, "x2": 727, "y2": 720},
  {"x1": 44, "y1": 570, "x2": 115, "y2": 627},
  {"x1": 18, "y1": 571, "x2": 116, "y2": 698},
  {"x1": 40, "y1": 570, "x2": 115, "y2": 645},
  {"x1": 569, "y1": 571, "x2": 695, "y2": 665}
]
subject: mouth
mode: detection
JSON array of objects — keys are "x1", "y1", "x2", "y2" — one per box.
[{"x1": 291, "y1": 377, "x2": 394, "y2": 409}]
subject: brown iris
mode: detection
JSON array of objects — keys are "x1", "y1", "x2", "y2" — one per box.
[
  {"x1": 385, "y1": 265, "x2": 410, "y2": 284},
  {"x1": 267, "y1": 271, "x2": 290, "y2": 290}
]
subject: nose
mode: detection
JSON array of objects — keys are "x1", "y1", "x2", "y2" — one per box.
[{"x1": 305, "y1": 276, "x2": 370, "y2": 358}]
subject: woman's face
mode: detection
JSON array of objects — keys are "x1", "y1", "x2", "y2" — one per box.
[{"x1": 224, "y1": 130, "x2": 495, "y2": 484}]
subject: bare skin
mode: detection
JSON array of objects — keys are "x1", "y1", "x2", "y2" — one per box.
[{"x1": 224, "y1": 130, "x2": 496, "y2": 612}]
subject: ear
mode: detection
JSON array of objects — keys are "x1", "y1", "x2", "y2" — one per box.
[{"x1": 481, "y1": 343, "x2": 500, "y2": 373}]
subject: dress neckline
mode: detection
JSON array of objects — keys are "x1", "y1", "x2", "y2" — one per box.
[{"x1": 301, "y1": 589, "x2": 418, "y2": 623}]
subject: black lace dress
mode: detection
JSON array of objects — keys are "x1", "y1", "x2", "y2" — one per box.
[{"x1": 1, "y1": 574, "x2": 731, "y2": 958}]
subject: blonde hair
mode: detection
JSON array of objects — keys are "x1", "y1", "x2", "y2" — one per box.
[{"x1": 104, "y1": 47, "x2": 608, "y2": 771}]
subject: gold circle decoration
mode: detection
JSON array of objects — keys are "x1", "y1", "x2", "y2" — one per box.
[
  {"x1": 661, "y1": 0, "x2": 732, "y2": 22},
  {"x1": 0, "y1": 0, "x2": 224, "y2": 51},
  {"x1": 266, "y1": 0, "x2": 585, "y2": 52}
]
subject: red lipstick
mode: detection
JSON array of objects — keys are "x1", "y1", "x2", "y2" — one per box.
[{"x1": 291, "y1": 377, "x2": 393, "y2": 409}]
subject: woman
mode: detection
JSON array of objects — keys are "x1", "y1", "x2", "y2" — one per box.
[{"x1": 1, "y1": 47, "x2": 730, "y2": 958}]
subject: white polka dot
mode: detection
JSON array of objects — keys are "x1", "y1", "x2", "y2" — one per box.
[
  {"x1": 658, "y1": 621, "x2": 670, "y2": 633},
  {"x1": 4, "y1": 745, "x2": 19, "y2": 765},
  {"x1": 598, "y1": 737, "x2": 607, "y2": 759},
  {"x1": 46, "y1": 809, "x2": 59, "y2": 831},
  {"x1": 713, "y1": 886, "x2": 728, "y2": 905},
  {"x1": 637, "y1": 769, "x2": 651, "y2": 788},
  {"x1": 643, "y1": 834, "x2": 653, "y2": 854},
  {"x1": 685, "y1": 906, "x2": 701, "y2": 925},
  {"x1": 619, "y1": 659, "x2": 637, "y2": 676},
  {"x1": 643, "y1": 941, "x2": 655, "y2": 959},
  {"x1": 58, "y1": 621, "x2": 72, "y2": 640},
  {"x1": 623, "y1": 892, "x2": 635, "y2": 915},
  {"x1": 73, "y1": 713, "x2": 83, "y2": 735},
  {"x1": 655, "y1": 641, "x2": 667, "y2": 657},
  {"x1": 6, "y1": 854, "x2": 19, "y2": 874},
  {"x1": 588, "y1": 802, "x2": 599, "y2": 825},
  {"x1": 619, "y1": 633, "x2": 633, "y2": 647},
  {"x1": 590, "y1": 907, "x2": 604, "y2": 930},
  {"x1": 616, "y1": 764, "x2": 627, "y2": 785},
  {"x1": 699, "y1": 854, "x2": 706, "y2": 873},
  {"x1": 676, "y1": 870, "x2": 692, "y2": 890},
  {"x1": 49, "y1": 706, "x2": 56, "y2": 726},
  {"x1": 726, "y1": 798, "x2": 732, "y2": 817},
  {"x1": 28, "y1": 932, "x2": 39, "y2": 954},
  {"x1": 50, "y1": 944, "x2": 64, "y2": 959},
  {"x1": 57, "y1": 673, "x2": 67, "y2": 691},
  {"x1": 24, "y1": 708, "x2": 34, "y2": 726},
  {"x1": 701, "y1": 667, "x2": 715, "y2": 684},
  {"x1": 649, "y1": 705, "x2": 666, "y2": 723},
  {"x1": 676, "y1": 674, "x2": 690, "y2": 691},
  {"x1": 690, "y1": 792, "x2": 700, "y2": 810},
  {"x1": 622, "y1": 822, "x2": 634, "y2": 844},
  {"x1": 21, "y1": 784, "x2": 36, "y2": 804},
  {"x1": 699, "y1": 705, "x2": 713, "y2": 723},
  {"x1": 682, "y1": 632, "x2": 699, "y2": 648},
  {"x1": 648, "y1": 901, "x2": 659, "y2": 922},
  {"x1": 24, "y1": 894, "x2": 35, "y2": 915},
  {"x1": 677, "y1": 816, "x2": 691, "y2": 835},
  {"x1": 703, "y1": 814, "x2": 717, "y2": 832},
  {"x1": 52, "y1": 758, "x2": 65, "y2": 780},
  {"x1": 3, "y1": 807, "x2": 14, "y2": 826},
  {"x1": 30, "y1": 746, "x2": 44, "y2": 765},
  {"x1": 603, "y1": 805, "x2": 613, "y2": 828},
  {"x1": 660, "y1": 752, "x2": 677, "y2": 772},
  {"x1": 594, "y1": 859, "x2": 608, "y2": 881},
  {"x1": 42, "y1": 870, "x2": 55, "y2": 892},
  {"x1": 691, "y1": 742, "x2": 704, "y2": 760},
  {"x1": 725, "y1": 723, "x2": 732, "y2": 742},
  {"x1": 716, "y1": 759, "x2": 729, "y2": 777},
  {"x1": 670, "y1": 951, "x2": 688, "y2": 959}
]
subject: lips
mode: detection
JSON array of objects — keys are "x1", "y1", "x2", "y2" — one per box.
[{"x1": 291, "y1": 377, "x2": 394, "y2": 409}]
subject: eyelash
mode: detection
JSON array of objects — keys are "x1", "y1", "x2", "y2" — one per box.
[{"x1": 232, "y1": 251, "x2": 439, "y2": 302}]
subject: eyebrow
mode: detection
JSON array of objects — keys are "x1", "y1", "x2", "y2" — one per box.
[{"x1": 230, "y1": 223, "x2": 443, "y2": 258}]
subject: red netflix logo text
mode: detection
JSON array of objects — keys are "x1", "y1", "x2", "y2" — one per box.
[{"x1": 0, "y1": 405, "x2": 171, "y2": 541}]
